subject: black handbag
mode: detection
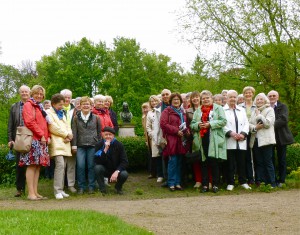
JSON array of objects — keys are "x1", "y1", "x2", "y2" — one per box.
[{"x1": 185, "y1": 150, "x2": 201, "y2": 163}]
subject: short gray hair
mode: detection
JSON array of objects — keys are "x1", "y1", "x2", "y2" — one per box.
[{"x1": 60, "y1": 89, "x2": 72, "y2": 97}]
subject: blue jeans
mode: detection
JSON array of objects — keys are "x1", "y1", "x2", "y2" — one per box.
[
  {"x1": 167, "y1": 155, "x2": 182, "y2": 187},
  {"x1": 253, "y1": 140, "x2": 276, "y2": 187},
  {"x1": 76, "y1": 147, "x2": 95, "y2": 190}
]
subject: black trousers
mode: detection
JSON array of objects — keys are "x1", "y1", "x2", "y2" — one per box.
[
  {"x1": 16, "y1": 152, "x2": 26, "y2": 191},
  {"x1": 226, "y1": 149, "x2": 247, "y2": 185}
]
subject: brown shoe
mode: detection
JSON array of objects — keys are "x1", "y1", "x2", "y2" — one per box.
[{"x1": 14, "y1": 190, "x2": 22, "y2": 197}]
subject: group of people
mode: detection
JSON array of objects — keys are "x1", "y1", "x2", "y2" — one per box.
[
  {"x1": 8, "y1": 85, "x2": 128, "y2": 200},
  {"x1": 142, "y1": 87, "x2": 294, "y2": 192}
]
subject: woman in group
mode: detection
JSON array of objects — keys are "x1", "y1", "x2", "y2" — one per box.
[
  {"x1": 239, "y1": 86, "x2": 256, "y2": 185},
  {"x1": 160, "y1": 93, "x2": 190, "y2": 191},
  {"x1": 19, "y1": 85, "x2": 50, "y2": 200},
  {"x1": 186, "y1": 91, "x2": 203, "y2": 188},
  {"x1": 223, "y1": 90, "x2": 251, "y2": 191},
  {"x1": 105, "y1": 95, "x2": 119, "y2": 133},
  {"x1": 191, "y1": 90, "x2": 227, "y2": 193},
  {"x1": 71, "y1": 96, "x2": 102, "y2": 194},
  {"x1": 249, "y1": 93, "x2": 276, "y2": 187},
  {"x1": 92, "y1": 95, "x2": 114, "y2": 131},
  {"x1": 146, "y1": 95, "x2": 164, "y2": 183},
  {"x1": 47, "y1": 94, "x2": 73, "y2": 199}
]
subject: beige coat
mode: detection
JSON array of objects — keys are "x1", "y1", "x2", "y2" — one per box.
[
  {"x1": 47, "y1": 108, "x2": 72, "y2": 157},
  {"x1": 146, "y1": 109, "x2": 160, "y2": 157}
]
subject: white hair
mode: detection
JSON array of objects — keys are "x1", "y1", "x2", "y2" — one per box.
[
  {"x1": 19, "y1": 85, "x2": 30, "y2": 93},
  {"x1": 254, "y1": 93, "x2": 270, "y2": 105},
  {"x1": 93, "y1": 94, "x2": 106, "y2": 102},
  {"x1": 227, "y1": 90, "x2": 238, "y2": 97},
  {"x1": 161, "y1": 89, "x2": 171, "y2": 95},
  {"x1": 60, "y1": 89, "x2": 72, "y2": 96}
]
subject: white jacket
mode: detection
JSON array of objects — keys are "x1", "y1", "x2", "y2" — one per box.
[
  {"x1": 223, "y1": 104, "x2": 249, "y2": 150},
  {"x1": 249, "y1": 106, "x2": 276, "y2": 148}
]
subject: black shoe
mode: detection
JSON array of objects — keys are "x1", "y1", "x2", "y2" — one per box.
[
  {"x1": 100, "y1": 189, "x2": 107, "y2": 195},
  {"x1": 115, "y1": 189, "x2": 124, "y2": 195},
  {"x1": 88, "y1": 189, "x2": 95, "y2": 194},
  {"x1": 77, "y1": 189, "x2": 84, "y2": 195},
  {"x1": 201, "y1": 186, "x2": 208, "y2": 193},
  {"x1": 212, "y1": 186, "x2": 219, "y2": 193}
]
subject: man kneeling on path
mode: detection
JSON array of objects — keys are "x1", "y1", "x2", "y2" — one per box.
[{"x1": 94, "y1": 127, "x2": 129, "y2": 195}]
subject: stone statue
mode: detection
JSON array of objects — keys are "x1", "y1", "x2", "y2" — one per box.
[{"x1": 120, "y1": 102, "x2": 133, "y2": 124}]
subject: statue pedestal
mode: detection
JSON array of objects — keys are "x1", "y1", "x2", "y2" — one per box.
[{"x1": 118, "y1": 124, "x2": 135, "y2": 137}]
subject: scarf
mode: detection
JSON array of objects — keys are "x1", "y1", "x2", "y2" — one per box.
[
  {"x1": 200, "y1": 105, "x2": 213, "y2": 137},
  {"x1": 257, "y1": 104, "x2": 270, "y2": 112},
  {"x1": 170, "y1": 106, "x2": 184, "y2": 124},
  {"x1": 161, "y1": 102, "x2": 169, "y2": 112},
  {"x1": 53, "y1": 107, "x2": 64, "y2": 120},
  {"x1": 92, "y1": 107, "x2": 106, "y2": 116},
  {"x1": 30, "y1": 98, "x2": 51, "y2": 124},
  {"x1": 95, "y1": 138, "x2": 116, "y2": 157}
]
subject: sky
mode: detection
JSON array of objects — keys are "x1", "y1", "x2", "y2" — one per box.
[{"x1": 0, "y1": 0, "x2": 198, "y2": 70}]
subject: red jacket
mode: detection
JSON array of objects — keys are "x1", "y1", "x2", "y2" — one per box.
[
  {"x1": 92, "y1": 108, "x2": 114, "y2": 131},
  {"x1": 160, "y1": 106, "x2": 190, "y2": 157},
  {"x1": 22, "y1": 99, "x2": 49, "y2": 140}
]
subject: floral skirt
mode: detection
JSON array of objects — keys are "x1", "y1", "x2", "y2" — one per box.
[{"x1": 19, "y1": 140, "x2": 50, "y2": 167}]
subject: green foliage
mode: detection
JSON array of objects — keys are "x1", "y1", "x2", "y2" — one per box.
[
  {"x1": 0, "y1": 210, "x2": 152, "y2": 235},
  {"x1": 37, "y1": 37, "x2": 110, "y2": 98},
  {"x1": 286, "y1": 143, "x2": 300, "y2": 173},
  {"x1": 0, "y1": 145, "x2": 15, "y2": 185},
  {"x1": 117, "y1": 136, "x2": 148, "y2": 171}
]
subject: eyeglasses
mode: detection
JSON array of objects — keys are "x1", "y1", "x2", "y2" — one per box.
[{"x1": 268, "y1": 95, "x2": 277, "y2": 97}]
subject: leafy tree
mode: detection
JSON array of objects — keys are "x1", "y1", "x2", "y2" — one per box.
[
  {"x1": 180, "y1": 0, "x2": 300, "y2": 133},
  {"x1": 37, "y1": 37, "x2": 110, "y2": 98}
]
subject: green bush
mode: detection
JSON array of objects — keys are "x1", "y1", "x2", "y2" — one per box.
[
  {"x1": 117, "y1": 136, "x2": 148, "y2": 171},
  {"x1": 0, "y1": 145, "x2": 16, "y2": 185},
  {"x1": 286, "y1": 143, "x2": 300, "y2": 173}
]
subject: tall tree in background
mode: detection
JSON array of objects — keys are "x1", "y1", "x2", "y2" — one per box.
[
  {"x1": 180, "y1": 0, "x2": 300, "y2": 134},
  {"x1": 37, "y1": 37, "x2": 110, "y2": 98},
  {"x1": 180, "y1": 0, "x2": 299, "y2": 103}
]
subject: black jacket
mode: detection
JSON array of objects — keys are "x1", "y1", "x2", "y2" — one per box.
[
  {"x1": 274, "y1": 101, "x2": 294, "y2": 146},
  {"x1": 94, "y1": 139, "x2": 128, "y2": 175},
  {"x1": 7, "y1": 102, "x2": 22, "y2": 142}
]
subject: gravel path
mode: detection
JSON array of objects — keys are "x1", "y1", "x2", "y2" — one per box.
[{"x1": 1, "y1": 190, "x2": 299, "y2": 234}]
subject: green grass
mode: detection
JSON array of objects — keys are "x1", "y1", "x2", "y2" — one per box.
[
  {"x1": 0, "y1": 210, "x2": 152, "y2": 235},
  {"x1": 0, "y1": 171, "x2": 299, "y2": 201}
]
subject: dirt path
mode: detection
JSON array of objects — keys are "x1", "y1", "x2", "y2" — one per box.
[{"x1": 1, "y1": 190, "x2": 299, "y2": 235}]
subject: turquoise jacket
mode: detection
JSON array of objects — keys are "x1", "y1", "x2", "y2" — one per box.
[{"x1": 190, "y1": 103, "x2": 227, "y2": 161}]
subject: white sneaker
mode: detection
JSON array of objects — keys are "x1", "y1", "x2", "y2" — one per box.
[
  {"x1": 157, "y1": 177, "x2": 164, "y2": 183},
  {"x1": 241, "y1": 183, "x2": 252, "y2": 190},
  {"x1": 55, "y1": 193, "x2": 63, "y2": 199},
  {"x1": 193, "y1": 182, "x2": 201, "y2": 188},
  {"x1": 61, "y1": 191, "x2": 70, "y2": 197},
  {"x1": 226, "y1": 185, "x2": 234, "y2": 191}
]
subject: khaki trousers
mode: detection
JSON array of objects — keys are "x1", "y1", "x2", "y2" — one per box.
[
  {"x1": 66, "y1": 155, "x2": 76, "y2": 187},
  {"x1": 54, "y1": 156, "x2": 67, "y2": 194}
]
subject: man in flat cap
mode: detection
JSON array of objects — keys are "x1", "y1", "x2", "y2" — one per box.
[{"x1": 94, "y1": 127, "x2": 129, "y2": 195}]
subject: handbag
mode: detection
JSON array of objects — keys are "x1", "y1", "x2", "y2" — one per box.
[
  {"x1": 5, "y1": 149, "x2": 16, "y2": 161},
  {"x1": 13, "y1": 126, "x2": 33, "y2": 153},
  {"x1": 185, "y1": 150, "x2": 201, "y2": 163}
]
